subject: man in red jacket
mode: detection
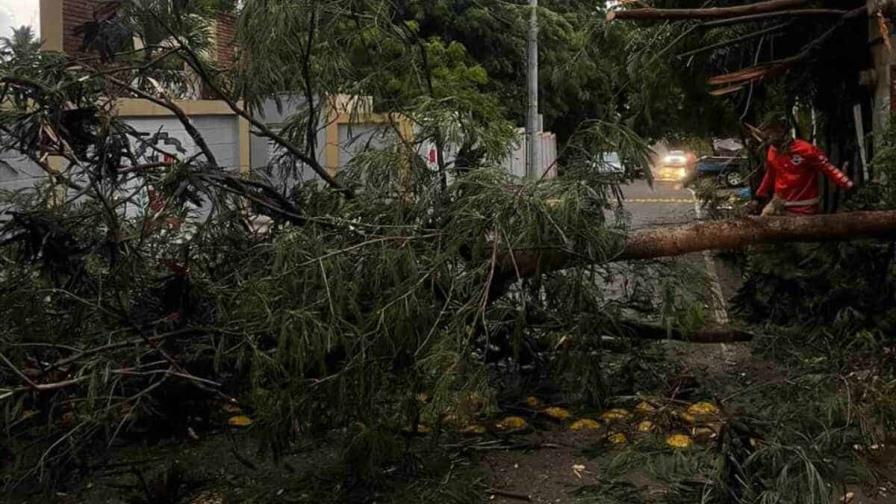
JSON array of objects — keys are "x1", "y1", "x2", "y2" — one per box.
[{"x1": 754, "y1": 117, "x2": 854, "y2": 216}]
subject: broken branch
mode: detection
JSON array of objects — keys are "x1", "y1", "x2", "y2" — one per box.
[
  {"x1": 607, "y1": 0, "x2": 811, "y2": 21},
  {"x1": 707, "y1": 5, "x2": 868, "y2": 88},
  {"x1": 497, "y1": 210, "x2": 896, "y2": 283},
  {"x1": 700, "y1": 9, "x2": 848, "y2": 28},
  {"x1": 678, "y1": 23, "x2": 789, "y2": 59}
]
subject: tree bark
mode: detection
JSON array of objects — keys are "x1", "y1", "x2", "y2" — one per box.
[
  {"x1": 606, "y1": 0, "x2": 814, "y2": 21},
  {"x1": 499, "y1": 210, "x2": 896, "y2": 280},
  {"x1": 487, "y1": 211, "x2": 896, "y2": 344},
  {"x1": 700, "y1": 9, "x2": 849, "y2": 28},
  {"x1": 622, "y1": 322, "x2": 755, "y2": 343}
]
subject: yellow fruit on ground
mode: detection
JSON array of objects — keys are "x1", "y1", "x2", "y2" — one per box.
[
  {"x1": 524, "y1": 396, "x2": 543, "y2": 408},
  {"x1": 600, "y1": 408, "x2": 631, "y2": 422},
  {"x1": 687, "y1": 402, "x2": 720, "y2": 417},
  {"x1": 635, "y1": 401, "x2": 657, "y2": 414},
  {"x1": 543, "y1": 407, "x2": 572, "y2": 421},
  {"x1": 666, "y1": 434, "x2": 694, "y2": 449},
  {"x1": 637, "y1": 420, "x2": 656, "y2": 433},
  {"x1": 608, "y1": 433, "x2": 628, "y2": 445},
  {"x1": 569, "y1": 419, "x2": 601, "y2": 431},
  {"x1": 495, "y1": 416, "x2": 529, "y2": 432},
  {"x1": 227, "y1": 415, "x2": 254, "y2": 427}
]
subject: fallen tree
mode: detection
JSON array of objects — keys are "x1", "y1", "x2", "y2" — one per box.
[
  {"x1": 498, "y1": 210, "x2": 896, "y2": 280},
  {"x1": 4, "y1": 3, "x2": 896, "y2": 491},
  {"x1": 624, "y1": 321, "x2": 755, "y2": 343},
  {"x1": 606, "y1": 0, "x2": 818, "y2": 21},
  {"x1": 704, "y1": 5, "x2": 868, "y2": 90}
]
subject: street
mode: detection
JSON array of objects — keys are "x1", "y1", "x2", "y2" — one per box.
[
  {"x1": 621, "y1": 178, "x2": 697, "y2": 229},
  {"x1": 620, "y1": 177, "x2": 735, "y2": 324}
]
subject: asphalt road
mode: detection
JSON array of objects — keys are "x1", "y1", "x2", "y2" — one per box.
[
  {"x1": 619, "y1": 177, "x2": 738, "y2": 325},
  {"x1": 621, "y1": 178, "x2": 697, "y2": 229}
]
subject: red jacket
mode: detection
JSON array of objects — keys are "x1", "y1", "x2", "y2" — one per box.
[{"x1": 757, "y1": 139, "x2": 853, "y2": 215}]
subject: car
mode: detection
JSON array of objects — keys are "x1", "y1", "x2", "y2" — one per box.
[
  {"x1": 696, "y1": 156, "x2": 748, "y2": 187},
  {"x1": 654, "y1": 150, "x2": 693, "y2": 181}
]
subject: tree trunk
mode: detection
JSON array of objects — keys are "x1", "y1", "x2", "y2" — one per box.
[
  {"x1": 622, "y1": 322, "x2": 755, "y2": 344},
  {"x1": 499, "y1": 210, "x2": 896, "y2": 280},
  {"x1": 488, "y1": 211, "x2": 896, "y2": 344},
  {"x1": 606, "y1": 0, "x2": 815, "y2": 21}
]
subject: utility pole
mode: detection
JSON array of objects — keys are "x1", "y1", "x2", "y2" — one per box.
[{"x1": 526, "y1": 0, "x2": 540, "y2": 178}]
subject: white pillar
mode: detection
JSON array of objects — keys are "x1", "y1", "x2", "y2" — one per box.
[{"x1": 526, "y1": 0, "x2": 541, "y2": 178}]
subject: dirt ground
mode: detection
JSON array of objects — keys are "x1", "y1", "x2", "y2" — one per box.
[
  {"x1": 479, "y1": 270, "x2": 896, "y2": 504},
  {"x1": 482, "y1": 431, "x2": 602, "y2": 503},
  {"x1": 480, "y1": 340, "x2": 766, "y2": 503},
  {"x1": 479, "y1": 251, "x2": 760, "y2": 503}
]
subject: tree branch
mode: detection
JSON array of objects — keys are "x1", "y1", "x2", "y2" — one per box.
[
  {"x1": 700, "y1": 9, "x2": 848, "y2": 28},
  {"x1": 496, "y1": 210, "x2": 896, "y2": 285},
  {"x1": 706, "y1": 5, "x2": 868, "y2": 87},
  {"x1": 105, "y1": 75, "x2": 220, "y2": 167},
  {"x1": 170, "y1": 34, "x2": 352, "y2": 197},
  {"x1": 621, "y1": 321, "x2": 754, "y2": 343},
  {"x1": 678, "y1": 23, "x2": 789, "y2": 59},
  {"x1": 607, "y1": 0, "x2": 814, "y2": 21}
]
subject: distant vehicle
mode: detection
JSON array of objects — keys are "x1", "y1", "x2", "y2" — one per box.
[
  {"x1": 591, "y1": 152, "x2": 625, "y2": 175},
  {"x1": 696, "y1": 156, "x2": 748, "y2": 187},
  {"x1": 654, "y1": 150, "x2": 693, "y2": 181}
]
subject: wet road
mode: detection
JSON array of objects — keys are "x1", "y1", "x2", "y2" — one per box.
[
  {"x1": 619, "y1": 177, "x2": 736, "y2": 326},
  {"x1": 621, "y1": 178, "x2": 697, "y2": 229}
]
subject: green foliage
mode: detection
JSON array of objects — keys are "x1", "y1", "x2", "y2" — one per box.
[
  {"x1": 386, "y1": 1, "x2": 740, "y2": 142},
  {"x1": 0, "y1": 12, "x2": 709, "y2": 496},
  {"x1": 568, "y1": 360, "x2": 878, "y2": 504},
  {"x1": 1, "y1": 27, "x2": 41, "y2": 62},
  {"x1": 734, "y1": 242, "x2": 896, "y2": 329},
  {"x1": 734, "y1": 119, "x2": 896, "y2": 332}
]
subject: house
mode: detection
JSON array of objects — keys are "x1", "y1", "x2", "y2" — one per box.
[{"x1": 0, "y1": 1, "x2": 556, "y2": 199}]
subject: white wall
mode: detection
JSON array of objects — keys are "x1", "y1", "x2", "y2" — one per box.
[
  {"x1": 250, "y1": 95, "x2": 328, "y2": 186},
  {"x1": 123, "y1": 115, "x2": 240, "y2": 169},
  {"x1": 417, "y1": 128, "x2": 557, "y2": 180},
  {"x1": 0, "y1": 151, "x2": 43, "y2": 193}
]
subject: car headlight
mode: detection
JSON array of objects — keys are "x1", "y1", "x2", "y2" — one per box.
[{"x1": 678, "y1": 168, "x2": 687, "y2": 179}]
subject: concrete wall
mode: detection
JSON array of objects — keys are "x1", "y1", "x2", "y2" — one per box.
[
  {"x1": 0, "y1": 100, "x2": 248, "y2": 217},
  {"x1": 868, "y1": 11, "x2": 893, "y2": 138},
  {"x1": 0, "y1": 94, "x2": 558, "y2": 204},
  {"x1": 0, "y1": 151, "x2": 44, "y2": 193},
  {"x1": 249, "y1": 96, "x2": 328, "y2": 188},
  {"x1": 123, "y1": 116, "x2": 240, "y2": 169},
  {"x1": 500, "y1": 128, "x2": 557, "y2": 179},
  {"x1": 337, "y1": 123, "x2": 401, "y2": 167}
]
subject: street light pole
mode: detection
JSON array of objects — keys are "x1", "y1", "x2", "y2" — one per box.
[{"x1": 526, "y1": 0, "x2": 540, "y2": 178}]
